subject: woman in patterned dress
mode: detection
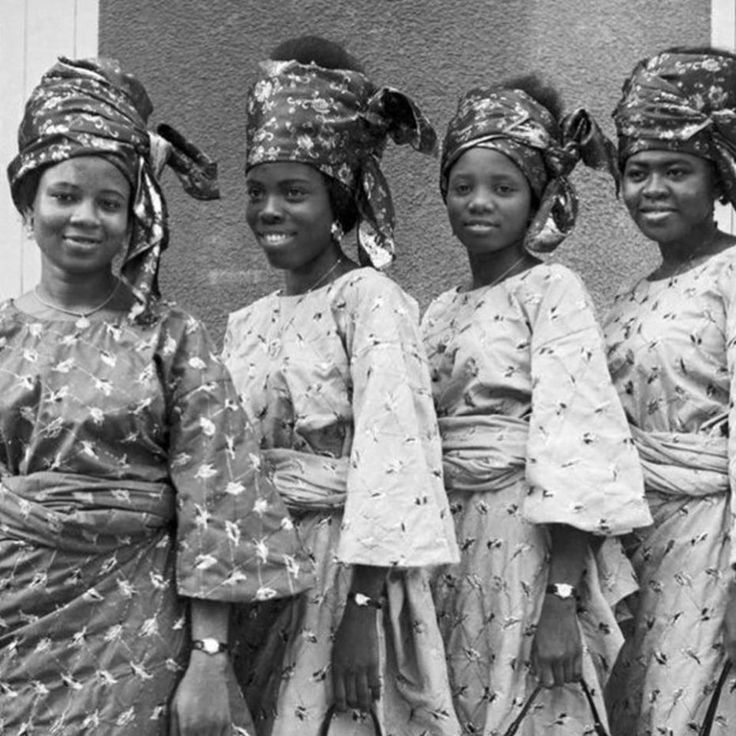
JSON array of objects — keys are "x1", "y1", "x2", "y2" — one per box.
[
  {"x1": 222, "y1": 37, "x2": 461, "y2": 736},
  {"x1": 604, "y1": 47, "x2": 736, "y2": 735},
  {"x1": 0, "y1": 56, "x2": 314, "y2": 735},
  {"x1": 421, "y1": 77, "x2": 652, "y2": 735}
]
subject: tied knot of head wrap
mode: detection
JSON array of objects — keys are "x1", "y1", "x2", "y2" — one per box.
[
  {"x1": 246, "y1": 59, "x2": 437, "y2": 268},
  {"x1": 441, "y1": 87, "x2": 618, "y2": 253},
  {"x1": 7, "y1": 56, "x2": 219, "y2": 310},
  {"x1": 614, "y1": 49, "x2": 736, "y2": 207}
]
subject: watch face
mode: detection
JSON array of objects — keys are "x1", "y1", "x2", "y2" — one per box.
[{"x1": 554, "y1": 583, "x2": 575, "y2": 599}]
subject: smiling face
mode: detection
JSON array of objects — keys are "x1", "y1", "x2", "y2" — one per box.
[
  {"x1": 30, "y1": 156, "x2": 131, "y2": 279},
  {"x1": 445, "y1": 147, "x2": 533, "y2": 256},
  {"x1": 622, "y1": 150, "x2": 720, "y2": 246},
  {"x1": 245, "y1": 161, "x2": 336, "y2": 272}
]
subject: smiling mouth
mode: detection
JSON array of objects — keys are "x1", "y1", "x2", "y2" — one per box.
[
  {"x1": 464, "y1": 222, "x2": 499, "y2": 231},
  {"x1": 258, "y1": 232, "x2": 295, "y2": 245},
  {"x1": 64, "y1": 235, "x2": 101, "y2": 246}
]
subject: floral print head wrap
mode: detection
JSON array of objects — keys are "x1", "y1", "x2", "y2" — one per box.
[
  {"x1": 246, "y1": 59, "x2": 437, "y2": 268},
  {"x1": 7, "y1": 56, "x2": 219, "y2": 310},
  {"x1": 441, "y1": 87, "x2": 618, "y2": 253},
  {"x1": 613, "y1": 49, "x2": 736, "y2": 208}
]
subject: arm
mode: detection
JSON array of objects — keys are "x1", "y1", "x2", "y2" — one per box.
[
  {"x1": 170, "y1": 599, "x2": 231, "y2": 735},
  {"x1": 531, "y1": 524, "x2": 589, "y2": 688},
  {"x1": 332, "y1": 565, "x2": 388, "y2": 712}
]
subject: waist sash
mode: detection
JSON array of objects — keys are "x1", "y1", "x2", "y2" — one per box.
[
  {"x1": 0, "y1": 471, "x2": 174, "y2": 554},
  {"x1": 438, "y1": 414, "x2": 528, "y2": 492},
  {"x1": 630, "y1": 426, "x2": 728, "y2": 498},
  {"x1": 264, "y1": 448, "x2": 348, "y2": 510}
]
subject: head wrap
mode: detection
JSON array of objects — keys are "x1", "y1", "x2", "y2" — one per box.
[
  {"x1": 7, "y1": 56, "x2": 219, "y2": 310},
  {"x1": 441, "y1": 87, "x2": 618, "y2": 253},
  {"x1": 245, "y1": 59, "x2": 437, "y2": 268},
  {"x1": 613, "y1": 49, "x2": 736, "y2": 208}
]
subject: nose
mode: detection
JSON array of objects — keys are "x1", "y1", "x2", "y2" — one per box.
[
  {"x1": 69, "y1": 198, "x2": 100, "y2": 227},
  {"x1": 641, "y1": 172, "x2": 668, "y2": 198},
  {"x1": 468, "y1": 187, "x2": 494, "y2": 212},
  {"x1": 258, "y1": 192, "x2": 284, "y2": 222}
]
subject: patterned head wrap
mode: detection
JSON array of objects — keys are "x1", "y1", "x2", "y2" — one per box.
[
  {"x1": 7, "y1": 56, "x2": 219, "y2": 310},
  {"x1": 613, "y1": 49, "x2": 736, "y2": 208},
  {"x1": 441, "y1": 87, "x2": 618, "y2": 253},
  {"x1": 245, "y1": 59, "x2": 437, "y2": 268}
]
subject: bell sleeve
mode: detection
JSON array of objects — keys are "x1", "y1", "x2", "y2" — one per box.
[
  {"x1": 522, "y1": 265, "x2": 651, "y2": 535},
  {"x1": 332, "y1": 273, "x2": 459, "y2": 567},
  {"x1": 158, "y1": 309, "x2": 315, "y2": 601}
]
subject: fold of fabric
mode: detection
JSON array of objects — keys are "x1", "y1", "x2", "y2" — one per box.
[{"x1": 629, "y1": 425, "x2": 729, "y2": 497}]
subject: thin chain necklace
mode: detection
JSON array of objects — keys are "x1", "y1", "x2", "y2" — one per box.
[
  {"x1": 291, "y1": 256, "x2": 345, "y2": 295},
  {"x1": 474, "y1": 255, "x2": 529, "y2": 290},
  {"x1": 34, "y1": 280, "x2": 120, "y2": 329}
]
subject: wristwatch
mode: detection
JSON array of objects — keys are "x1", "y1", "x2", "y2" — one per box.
[
  {"x1": 191, "y1": 638, "x2": 229, "y2": 655},
  {"x1": 347, "y1": 591, "x2": 384, "y2": 610},
  {"x1": 545, "y1": 583, "x2": 577, "y2": 600}
]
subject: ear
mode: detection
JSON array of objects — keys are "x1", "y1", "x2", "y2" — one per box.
[{"x1": 22, "y1": 207, "x2": 34, "y2": 232}]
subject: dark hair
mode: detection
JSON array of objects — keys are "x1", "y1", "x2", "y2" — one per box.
[
  {"x1": 500, "y1": 73, "x2": 565, "y2": 122},
  {"x1": 269, "y1": 35, "x2": 363, "y2": 233}
]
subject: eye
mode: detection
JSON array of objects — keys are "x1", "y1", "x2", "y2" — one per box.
[
  {"x1": 99, "y1": 198, "x2": 124, "y2": 212},
  {"x1": 624, "y1": 168, "x2": 646, "y2": 183},
  {"x1": 51, "y1": 191, "x2": 76, "y2": 204},
  {"x1": 246, "y1": 186, "x2": 264, "y2": 203},
  {"x1": 285, "y1": 186, "x2": 307, "y2": 201},
  {"x1": 450, "y1": 182, "x2": 471, "y2": 196},
  {"x1": 667, "y1": 167, "x2": 688, "y2": 180},
  {"x1": 495, "y1": 184, "x2": 516, "y2": 195}
]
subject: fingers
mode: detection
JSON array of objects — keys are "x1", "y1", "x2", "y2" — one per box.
[
  {"x1": 333, "y1": 668, "x2": 381, "y2": 712},
  {"x1": 332, "y1": 668, "x2": 347, "y2": 712}
]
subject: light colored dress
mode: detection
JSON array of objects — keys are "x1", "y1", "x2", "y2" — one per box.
[
  {"x1": 223, "y1": 267, "x2": 461, "y2": 736},
  {"x1": 0, "y1": 299, "x2": 313, "y2": 736},
  {"x1": 421, "y1": 262, "x2": 651, "y2": 736},
  {"x1": 604, "y1": 247, "x2": 736, "y2": 735}
]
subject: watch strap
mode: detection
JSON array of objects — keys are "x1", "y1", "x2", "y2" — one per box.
[{"x1": 191, "y1": 638, "x2": 229, "y2": 654}]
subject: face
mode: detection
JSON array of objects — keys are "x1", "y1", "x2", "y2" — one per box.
[
  {"x1": 622, "y1": 150, "x2": 719, "y2": 245},
  {"x1": 245, "y1": 162, "x2": 334, "y2": 271},
  {"x1": 30, "y1": 156, "x2": 131, "y2": 277},
  {"x1": 445, "y1": 147, "x2": 533, "y2": 255}
]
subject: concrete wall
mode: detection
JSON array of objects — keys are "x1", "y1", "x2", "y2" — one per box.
[{"x1": 99, "y1": 0, "x2": 709, "y2": 344}]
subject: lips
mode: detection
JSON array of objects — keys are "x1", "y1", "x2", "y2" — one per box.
[
  {"x1": 258, "y1": 232, "x2": 296, "y2": 245},
  {"x1": 63, "y1": 234, "x2": 101, "y2": 247},
  {"x1": 463, "y1": 221, "x2": 499, "y2": 233}
]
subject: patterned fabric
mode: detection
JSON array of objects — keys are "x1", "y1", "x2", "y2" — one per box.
[
  {"x1": 246, "y1": 59, "x2": 437, "y2": 268},
  {"x1": 613, "y1": 49, "x2": 736, "y2": 207},
  {"x1": 0, "y1": 299, "x2": 313, "y2": 735},
  {"x1": 421, "y1": 263, "x2": 651, "y2": 735},
  {"x1": 603, "y1": 246, "x2": 736, "y2": 735},
  {"x1": 440, "y1": 87, "x2": 618, "y2": 252},
  {"x1": 223, "y1": 268, "x2": 460, "y2": 736},
  {"x1": 6, "y1": 56, "x2": 219, "y2": 310}
]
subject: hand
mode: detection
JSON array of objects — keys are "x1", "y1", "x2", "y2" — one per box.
[
  {"x1": 531, "y1": 594, "x2": 582, "y2": 688},
  {"x1": 331, "y1": 601, "x2": 381, "y2": 712},
  {"x1": 723, "y1": 580, "x2": 736, "y2": 664},
  {"x1": 169, "y1": 651, "x2": 231, "y2": 735}
]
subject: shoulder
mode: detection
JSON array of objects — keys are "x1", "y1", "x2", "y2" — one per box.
[
  {"x1": 330, "y1": 267, "x2": 419, "y2": 317},
  {"x1": 226, "y1": 291, "x2": 280, "y2": 332}
]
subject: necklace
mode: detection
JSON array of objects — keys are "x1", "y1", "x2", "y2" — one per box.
[
  {"x1": 292, "y1": 256, "x2": 345, "y2": 295},
  {"x1": 33, "y1": 281, "x2": 120, "y2": 329},
  {"x1": 476, "y1": 255, "x2": 529, "y2": 290}
]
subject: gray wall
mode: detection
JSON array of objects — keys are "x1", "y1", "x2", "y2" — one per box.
[{"x1": 100, "y1": 0, "x2": 709, "y2": 344}]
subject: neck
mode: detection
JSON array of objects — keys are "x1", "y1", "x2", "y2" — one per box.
[
  {"x1": 467, "y1": 244, "x2": 533, "y2": 289},
  {"x1": 283, "y1": 244, "x2": 344, "y2": 295},
  {"x1": 657, "y1": 220, "x2": 721, "y2": 266},
  {"x1": 39, "y1": 266, "x2": 117, "y2": 311}
]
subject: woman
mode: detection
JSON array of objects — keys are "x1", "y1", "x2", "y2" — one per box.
[
  {"x1": 223, "y1": 37, "x2": 461, "y2": 736},
  {"x1": 1, "y1": 56, "x2": 313, "y2": 735},
  {"x1": 605, "y1": 47, "x2": 736, "y2": 735},
  {"x1": 421, "y1": 78, "x2": 652, "y2": 735}
]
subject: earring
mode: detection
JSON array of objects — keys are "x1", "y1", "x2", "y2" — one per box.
[
  {"x1": 24, "y1": 215, "x2": 34, "y2": 239},
  {"x1": 330, "y1": 220, "x2": 344, "y2": 244}
]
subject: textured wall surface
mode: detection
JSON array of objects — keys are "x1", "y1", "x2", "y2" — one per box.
[{"x1": 100, "y1": 0, "x2": 709, "y2": 343}]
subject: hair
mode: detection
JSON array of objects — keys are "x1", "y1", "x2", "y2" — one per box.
[
  {"x1": 499, "y1": 73, "x2": 565, "y2": 122},
  {"x1": 269, "y1": 35, "x2": 363, "y2": 234},
  {"x1": 14, "y1": 168, "x2": 44, "y2": 214}
]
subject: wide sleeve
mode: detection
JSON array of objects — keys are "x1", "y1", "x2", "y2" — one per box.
[
  {"x1": 522, "y1": 266, "x2": 651, "y2": 535},
  {"x1": 158, "y1": 310, "x2": 315, "y2": 601},
  {"x1": 334, "y1": 275, "x2": 459, "y2": 567}
]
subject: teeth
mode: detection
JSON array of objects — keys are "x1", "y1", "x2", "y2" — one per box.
[{"x1": 261, "y1": 233, "x2": 291, "y2": 244}]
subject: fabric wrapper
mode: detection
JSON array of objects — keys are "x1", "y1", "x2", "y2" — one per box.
[
  {"x1": 629, "y1": 425, "x2": 729, "y2": 497},
  {"x1": 245, "y1": 59, "x2": 437, "y2": 269},
  {"x1": 6, "y1": 56, "x2": 220, "y2": 311},
  {"x1": 438, "y1": 413, "x2": 637, "y2": 610},
  {"x1": 440, "y1": 87, "x2": 619, "y2": 253},
  {"x1": 613, "y1": 49, "x2": 736, "y2": 209}
]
